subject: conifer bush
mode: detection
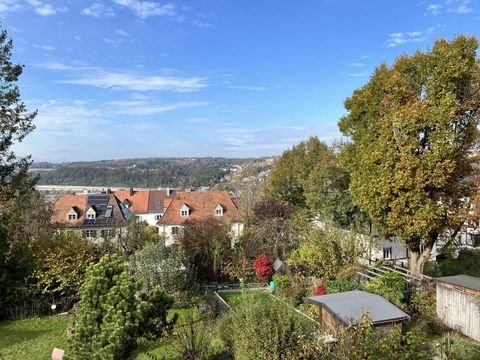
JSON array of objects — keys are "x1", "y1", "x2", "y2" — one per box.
[{"x1": 71, "y1": 254, "x2": 174, "y2": 359}]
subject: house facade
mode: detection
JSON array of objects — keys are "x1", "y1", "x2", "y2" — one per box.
[
  {"x1": 157, "y1": 191, "x2": 244, "y2": 245},
  {"x1": 51, "y1": 193, "x2": 132, "y2": 242},
  {"x1": 113, "y1": 188, "x2": 177, "y2": 226}
]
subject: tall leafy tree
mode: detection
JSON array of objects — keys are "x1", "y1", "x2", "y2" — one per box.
[
  {"x1": 339, "y1": 36, "x2": 480, "y2": 276},
  {"x1": 264, "y1": 137, "x2": 364, "y2": 228},
  {"x1": 0, "y1": 28, "x2": 37, "y2": 311}
]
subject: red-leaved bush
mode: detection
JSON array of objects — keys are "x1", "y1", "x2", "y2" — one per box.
[
  {"x1": 314, "y1": 283, "x2": 327, "y2": 296},
  {"x1": 252, "y1": 254, "x2": 274, "y2": 282}
]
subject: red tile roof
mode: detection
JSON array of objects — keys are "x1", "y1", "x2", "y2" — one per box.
[
  {"x1": 114, "y1": 189, "x2": 150, "y2": 213},
  {"x1": 51, "y1": 194, "x2": 87, "y2": 227},
  {"x1": 114, "y1": 189, "x2": 177, "y2": 214},
  {"x1": 158, "y1": 191, "x2": 243, "y2": 225},
  {"x1": 51, "y1": 193, "x2": 130, "y2": 228}
]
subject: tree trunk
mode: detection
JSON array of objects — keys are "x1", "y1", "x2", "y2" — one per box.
[{"x1": 409, "y1": 244, "x2": 433, "y2": 278}]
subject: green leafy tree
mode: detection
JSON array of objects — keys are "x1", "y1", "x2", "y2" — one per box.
[
  {"x1": 180, "y1": 218, "x2": 232, "y2": 281},
  {"x1": 339, "y1": 36, "x2": 480, "y2": 276},
  {"x1": 31, "y1": 232, "x2": 98, "y2": 299},
  {"x1": 71, "y1": 254, "x2": 174, "y2": 359},
  {"x1": 132, "y1": 240, "x2": 196, "y2": 306},
  {"x1": 264, "y1": 137, "x2": 365, "y2": 229},
  {"x1": 0, "y1": 27, "x2": 37, "y2": 314}
]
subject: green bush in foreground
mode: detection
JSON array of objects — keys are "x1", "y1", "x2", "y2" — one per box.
[
  {"x1": 71, "y1": 254, "x2": 175, "y2": 360},
  {"x1": 227, "y1": 293, "x2": 318, "y2": 360}
]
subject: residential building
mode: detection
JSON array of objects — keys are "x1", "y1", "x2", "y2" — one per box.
[
  {"x1": 113, "y1": 188, "x2": 177, "y2": 226},
  {"x1": 51, "y1": 193, "x2": 131, "y2": 242},
  {"x1": 157, "y1": 191, "x2": 244, "y2": 245}
]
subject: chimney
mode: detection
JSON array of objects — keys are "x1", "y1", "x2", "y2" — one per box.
[
  {"x1": 106, "y1": 188, "x2": 111, "y2": 194},
  {"x1": 129, "y1": 188, "x2": 134, "y2": 196},
  {"x1": 166, "y1": 187, "x2": 170, "y2": 196}
]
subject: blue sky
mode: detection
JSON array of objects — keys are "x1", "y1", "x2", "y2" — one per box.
[{"x1": 1, "y1": 0, "x2": 479, "y2": 162}]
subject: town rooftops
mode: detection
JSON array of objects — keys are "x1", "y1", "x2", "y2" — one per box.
[
  {"x1": 436, "y1": 275, "x2": 480, "y2": 292},
  {"x1": 113, "y1": 188, "x2": 176, "y2": 213},
  {"x1": 157, "y1": 191, "x2": 243, "y2": 225},
  {"x1": 306, "y1": 290, "x2": 410, "y2": 326},
  {"x1": 51, "y1": 193, "x2": 131, "y2": 228}
]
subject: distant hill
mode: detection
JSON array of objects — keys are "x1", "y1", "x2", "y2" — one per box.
[{"x1": 32, "y1": 157, "x2": 274, "y2": 188}]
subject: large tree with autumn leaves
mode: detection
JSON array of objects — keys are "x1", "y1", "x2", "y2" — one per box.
[{"x1": 339, "y1": 36, "x2": 480, "y2": 276}]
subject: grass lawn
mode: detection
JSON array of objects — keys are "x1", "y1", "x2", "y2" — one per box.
[
  {"x1": 0, "y1": 314, "x2": 71, "y2": 360},
  {"x1": 217, "y1": 289, "x2": 268, "y2": 306}
]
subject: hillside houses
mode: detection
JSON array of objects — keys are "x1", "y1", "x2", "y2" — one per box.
[
  {"x1": 157, "y1": 191, "x2": 244, "y2": 245},
  {"x1": 51, "y1": 193, "x2": 132, "y2": 242},
  {"x1": 113, "y1": 188, "x2": 177, "y2": 226}
]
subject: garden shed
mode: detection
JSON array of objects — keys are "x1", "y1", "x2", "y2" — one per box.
[
  {"x1": 436, "y1": 275, "x2": 480, "y2": 342},
  {"x1": 305, "y1": 290, "x2": 409, "y2": 332}
]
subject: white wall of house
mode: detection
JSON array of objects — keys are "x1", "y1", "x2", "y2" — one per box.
[
  {"x1": 137, "y1": 212, "x2": 163, "y2": 226},
  {"x1": 159, "y1": 222, "x2": 245, "y2": 247}
]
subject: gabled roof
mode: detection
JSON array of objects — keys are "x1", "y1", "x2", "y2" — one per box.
[
  {"x1": 114, "y1": 189, "x2": 150, "y2": 213},
  {"x1": 113, "y1": 189, "x2": 177, "y2": 214},
  {"x1": 51, "y1": 193, "x2": 131, "y2": 228},
  {"x1": 158, "y1": 191, "x2": 243, "y2": 225},
  {"x1": 306, "y1": 290, "x2": 410, "y2": 326}
]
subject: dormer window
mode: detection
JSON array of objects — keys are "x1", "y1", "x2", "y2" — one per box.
[
  {"x1": 67, "y1": 207, "x2": 78, "y2": 221},
  {"x1": 215, "y1": 204, "x2": 224, "y2": 216},
  {"x1": 123, "y1": 199, "x2": 130, "y2": 209},
  {"x1": 86, "y1": 206, "x2": 96, "y2": 220},
  {"x1": 180, "y1": 204, "x2": 190, "y2": 218}
]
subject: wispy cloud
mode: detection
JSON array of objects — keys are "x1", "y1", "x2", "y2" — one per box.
[
  {"x1": 387, "y1": 27, "x2": 435, "y2": 47},
  {"x1": 427, "y1": 3, "x2": 443, "y2": 15},
  {"x1": 81, "y1": 2, "x2": 115, "y2": 17},
  {"x1": 229, "y1": 85, "x2": 270, "y2": 92},
  {"x1": 349, "y1": 72, "x2": 368, "y2": 77},
  {"x1": 36, "y1": 62, "x2": 207, "y2": 92},
  {"x1": 348, "y1": 62, "x2": 365, "y2": 67},
  {"x1": 0, "y1": 0, "x2": 23, "y2": 13},
  {"x1": 426, "y1": 0, "x2": 473, "y2": 15},
  {"x1": 26, "y1": 0, "x2": 67, "y2": 16},
  {"x1": 113, "y1": 0, "x2": 175, "y2": 18},
  {"x1": 104, "y1": 100, "x2": 207, "y2": 115}
]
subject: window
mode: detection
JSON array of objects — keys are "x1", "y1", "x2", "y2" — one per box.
[
  {"x1": 68, "y1": 213, "x2": 77, "y2": 220},
  {"x1": 215, "y1": 208, "x2": 223, "y2": 216},
  {"x1": 87, "y1": 213, "x2": 96, "y2": 219},
  {"x1": 155, "y1": 214, "x2": 162, "y2": 220},
  {"x1": 171, "y1": 226, "x2": 179, "y2": 235},
  {"x1": 181, "y1": 210, "x2": 189, "y2": 216},
  {"x1": 156, "y1": 201, "x2": 161, "y2": 209},
  {"x1": 84, "y1": 230, "x2": 97, "y2": 238},
  {"x1": 383, "y1": 247, "x2": 392, "y2": 259},
  {"x1": 100, "y1": 229, "x2": 114, "y2": 238},
  {"x1": 180, "y1": 204, "x2": 190, "y2": 218}
]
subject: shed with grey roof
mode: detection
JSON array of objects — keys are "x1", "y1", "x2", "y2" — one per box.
[
  {"x1": 436, "y1": 275, "x2": 480, "y2": 342},
  {"x1": 305, "y1": 290, "x2": 409, "y2": 331}
]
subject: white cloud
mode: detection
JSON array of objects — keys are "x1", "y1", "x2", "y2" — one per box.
[
  {"x1": 104, "y1": 100, "x2": 207, "y2": 115},
  {"x1": 59, "y1": 71, "x2": 207, "y2": 92},
  {"x1": 229, "y1": 85, "x2": 270, "y2": 91},
  {"x1": 34, "y1": 4, "x2": 56, "y2": 16},
  {"x1": 0, "y1": 0, "x2": 23, "y2": 13},
  {"x1": 113, "y1": 0, "x2": 175, "y2": 18},
  {"x1": 116, "y1": 29, "x2": 128, "y2": 36},
  {"x1": 427, "y1": 4, "x2": 443, "y2": 15},
  {"x1": 348, "y1": 62, "x2": 365, "y2": 67},
  {"x1": 81, "y1": 2, "x2": 115, "y2": 17},
  {"x1": 349, "y1": 72, "x2": 368, "y2": 77},
  {"x1": 426, "y1": 1, "x2": 473, "y2": 15},
  {"x1": 387, "y1": 27, "x2": 435, "y2": 47},
  {"x1": 41, "y1": 45, "x2": 55, "y2": 51}
]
